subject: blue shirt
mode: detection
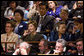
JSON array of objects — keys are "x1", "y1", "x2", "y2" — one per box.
[
  {"x1": 46, "y1": 6, "x2": 63, "y2": 18},
  {"x1": 14, "y1": 21, "x2": 28, "y2": 36},
  {"x1": 49, "y1": 31, "x2": 66, "y2": 41}
]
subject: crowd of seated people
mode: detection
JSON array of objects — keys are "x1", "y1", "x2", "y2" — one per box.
[{"x1": 1, "y1": 1, "x2": 83, "y2": 55}]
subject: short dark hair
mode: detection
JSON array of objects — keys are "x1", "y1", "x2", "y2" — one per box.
[
  {"x1": 40, "y1": 39, "x2": 50, "y2": 49},
  {"x1": 57, "y1": 21, "x2": 66, "y2": 28},
  {"x1": 76, "y1": 38, "x2": 83, "y2": 43},
  {"x1": 14, "y1": 9, "x2": 24, "y2": 20},
  {"x1": 8, "y1": 1, "x2": 18, "y2": 7},
  {"x1": 39, "y1": 2, "x2": 47, "y2": 9},
  {"x1": 6, "y1": 21, "x2": 16, "y2": 29}
]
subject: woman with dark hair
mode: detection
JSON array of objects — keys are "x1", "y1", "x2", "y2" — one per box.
[
  {"x1": 4, "y1": 1, "x2": 25, "y2": 20},
  {"x1": 21, "y1": 20, "x2": 44, "y2": 41},
  {"x1": 46, "y1": 1, "x2": 63, "y2": 22},
  {"x1": 14, "y1": 9, "x2": 28, "y2": 37}
]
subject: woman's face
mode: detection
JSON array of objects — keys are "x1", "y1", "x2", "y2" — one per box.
[
  {"x1": 48, "y1": 1, "x2": 56, "y2": 9},
  {"x1": 14, "y1": 12, "x2": 22, "y2": 22},
  {"x1": 28, "y1": 24, "x2": 36, "y2": 33}
]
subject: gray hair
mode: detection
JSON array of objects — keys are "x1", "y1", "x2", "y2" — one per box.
[
  {"x1": 56, "y1": 39, "x2": 66, "y2": 48},
  {"x1": 20, "y1": 42, "x2": 30, "y2": 49}
]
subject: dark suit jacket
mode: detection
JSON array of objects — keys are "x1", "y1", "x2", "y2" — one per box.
[{"x1": 32, "y1": 14, "x2": 55, "y2": 35}]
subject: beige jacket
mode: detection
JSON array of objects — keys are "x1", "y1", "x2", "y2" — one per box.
[{"x1": 1, "y1": 32, "x2": 18, "y2": 50}]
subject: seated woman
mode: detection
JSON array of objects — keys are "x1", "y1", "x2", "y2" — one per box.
[
  {"x1": 14, "y1": 9, "x2": 28, "y2": 37},
  {"x1": 46, "y1": 1, "x2": 63, "y2": 21},
  {"x1": 21, "y1": 20, "x2": 44, "y2": 41}
]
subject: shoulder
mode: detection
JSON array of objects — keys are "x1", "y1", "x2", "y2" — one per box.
[
  {"x1": 57, "y1": 5, "x2": 63, "y2": 8},
  {"x1": 36, "y1": 33, "x2": 43, "y2": 36},
  {"x1": 56, "y1": 5, "x2": 63, "y2": 11},
  {"x1": 1, "y1": 34, "x2": 6, "y2": 37},
  {"x1": 36, "y1": 33, "x2": 44, "y2": 38},
  {"x1": 12, "y1": 33, "x2": 19, "y2": 37},
  {"x1": 5, "y1": 7, "x2": 10, "y2": 10}
]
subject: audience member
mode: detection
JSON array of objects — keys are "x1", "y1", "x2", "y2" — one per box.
[
  {"x1": 50, "y1": 21, "x2": 66, "y2": 41},
  {"x1": 69, "y1": 1, "x2": 83, "y2": 20},
  {"x1": 66, "y1": 42, "x2": 77, "y2": 55},
  {"x1": 21, "y1": 20, "x2": 44, "y2": 41},
  {"x1": 14, "y1": 9, "x2": 28, "y2": 37},
  {"x1": 54, "y1": 39, "x2": 67, "y2": 55},
  {"x1": 1, "y1": 21, "x2": 18, "y2": 51},
  {"x1": 13, "y1": 42, "x2": 31, "y2": 55},
  {"x1": 76, "y1": 38, "x2": 83, "y2": 55},
  {"x1": 38, "y1": 39, "x2": 54, "y2": 54},
  {"x1": 1, "y1": 1, "x2": 83, "y2": 55},
  {"x1": 4, "y1": 1, "x2": 25, "y2": 20},
  {"x1": 35, "y1": 2, "x2": 55, "y2": 38},
  {"x1": 46, "y1": 1, "x2": 63, "y2": 18}
]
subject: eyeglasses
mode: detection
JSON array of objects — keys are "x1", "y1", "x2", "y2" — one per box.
[{"x1": 6, "y1": 26, "x2": 12, "y2": 28}]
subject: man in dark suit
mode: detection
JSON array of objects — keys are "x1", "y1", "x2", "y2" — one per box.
[
  {"x1": 38, "y1": 39, "x2": 54, "y2": 54},
  {"x1": 32, "y1": 2, "x2": 55, "y2": 37}
]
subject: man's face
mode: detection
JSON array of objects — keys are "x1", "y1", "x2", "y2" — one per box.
[
  {"x1": 39, "y1": 41, "x2": 45, "y2": 53},
  {"x1": 55, "y1": 42, "x2": 64, "y2": 53},
  {"x1": 76, "y1": 41, "x2": 83, "y2": 52},
  {"x1": 39, "y1": 5, "x2": 47, "y2": 16},
  {"x1": 58, "y1": 24, "x2": 66, "y2": 34},
  {"x1": 5, "y1": 23, "x2": 13, "y2": 33}
]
